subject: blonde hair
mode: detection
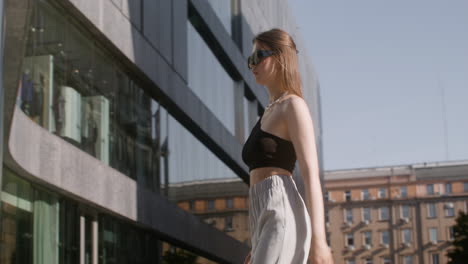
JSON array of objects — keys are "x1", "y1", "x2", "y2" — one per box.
[{"x1": 253, "y1": 28, "x2": 303, "y2": 98}]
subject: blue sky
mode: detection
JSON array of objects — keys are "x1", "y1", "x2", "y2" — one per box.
[{"x1": 289, "y1": 0, "x2": 468, "y2": 170}]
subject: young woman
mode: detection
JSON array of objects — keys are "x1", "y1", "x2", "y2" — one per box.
[{"x1": 242, "y1": 28, "x2": 333, "y2": 264}]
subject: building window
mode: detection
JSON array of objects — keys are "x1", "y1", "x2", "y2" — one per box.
[
  {"x1": 445, "y1": 203, "x2": 455, "y2": 217},
  {"x1": 383, "y1": 257, "x2": 391, "y2": 264},
  {"x1": 427, "y1": 203, "x2": 437, "y2": 218},
  {"x1": 402, "y1": 229, "x2": 412, "y2": 243},
  {"x1": 189, "y1": 200, "x2": 195, "y2": 211},
  {"x1": 379, "y1": 207, "x2": 389, "y2": 221},
  {"x1": 325, "y1": 210, "x2": 330, "y2": 224},
  {"x1": 378, "y1": 188, "x2": 387, "y2": 198},
  {"x1": 362, "y1": 189, "x2": 370, "y2": 200},
  {"x1": 324, "y1": 191, "x2": 329, "y2": 201},
  {"x1": 445, "y1": 183, "x2": 452, "y2": 194},
  {"x1": 403, "y1": 255, "x2": 413, "y2": 264},
  {"x1": 400, "y1": 186, "x2": 408, "y2": 198},
  {"x1": 345, "y1": 190, "x2": 351, "y2": 201},
  {"x1": 448, "y1": 226, "x2": 455, "y2": 241},
  {"x1": 364, "y1": 258, "x2": 373, "y2": 264},
  {"x1": 427, "y1": 184, "x2": 435, "y2": 195},
  {"x1": 207, "y1": 200, "x2": 215, "y2": 211},
  {"x1": 362, "y1": 207, "x2": 371, "y2": 222},
  {"x1": 226, "y1": 198, "x2": 233, "y2": 209},
  {"x1": 401, "y1": 205, "x2": 411, "y2": 219},
  {"x1": 429, "y1": 228, "x2": 438, "y2": 243},
  {"x1": 431, "y1": 253, "x2": 439, "y2": 264},
  {"x1": 345, "y1": 208, "x2": 353, "y2": 224},
  {"x1": 346, "y1": 233, "x2": 354, "y2": 246},
  {"x1": 346, "y1": 259, "x2": 356, "y2": 264},
  {"x1": 381, "y1": 230, "x2": 390, "y2": 245},
  {"x1": 363, "y1": 231, "x2": 372, "y2": 246},
  {"x1": 225, "y1": 216, "x2": 233, "y2": 231},
  {"x1": 464, "y1": 182, "x2": 468, "y2": 192}
]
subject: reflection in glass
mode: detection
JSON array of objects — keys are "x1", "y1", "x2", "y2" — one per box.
[
  {"x1": 17, "y1": 0, "x2": 162, "y2": 192},
  {"x1": 187, "y1": 21, "x2": 236, "y2": 135}
]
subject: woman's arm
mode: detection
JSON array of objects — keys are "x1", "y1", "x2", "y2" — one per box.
[{"x1": 284, "y1": 96, "x2": 333, "y2": 263}]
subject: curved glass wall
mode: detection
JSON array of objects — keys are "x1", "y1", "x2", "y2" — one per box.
[
  {"x1": 17, "y1": 0, "x2": 161, "y2": 191},
  {"x1": 0, "y1": 168, "x2": 220, "y2": 264},
  {"x1": 187, "y1": 21, "x2": 236, "y2": 135}
]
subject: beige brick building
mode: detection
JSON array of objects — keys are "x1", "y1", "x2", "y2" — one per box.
[{"x1": 325, "y1": 161, "x2": 468, "y2": 264}]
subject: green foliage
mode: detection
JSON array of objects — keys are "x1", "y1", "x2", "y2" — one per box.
[{"x1": 447, "y1": 211, "x2": 468, "y2": 264}]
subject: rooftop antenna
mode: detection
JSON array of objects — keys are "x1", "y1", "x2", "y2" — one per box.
[{"x1": 437, "y1": 75, "x2": 449, "y2": 161}]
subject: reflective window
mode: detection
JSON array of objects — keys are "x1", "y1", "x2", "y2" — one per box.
[
  {"x1": 362, "y1": 207, "x2": 371, "y2": 222},
  {"x1": 226, "y1": 198, "x2": 234, "y2": 209},
  {"x1": 445, "y1": 183, "x2": 452, "y2": 194},
  {"x1": 345, "y1": 208, "x2": 353, "y2": 223},
  {"x1": 402, "y1": 229, "x2": 412, "y2": 243},
  {"x1": 378, "y1": 188, "x2": 387, "y2": 198},
  {"x1": 427, "y1": 184, "x2": 435, "y2": 195},
  {"x1": 18, "y1": 0, "x2": 162, "y2": 190},
  {"x1": 445, "y1": 203, "x2": 455, "y2": 217},
  {"x1": 346, "y1": 233, "x2": 354, "y2": 246},
  {"x1": 187, "y1": 21, "x2": 236, "y2": 135},
  {"x1": 206, "y1": 0, "x2": 232, "y2": 35},
  {"x1": 403, "y1": 256, "x2": 413, "y2": 264},
  {"x1": 345, "y1": 190, "x2": 351, "y2": 201},
  {"x1": 401, "y1": 205, "x2": 411, "y2": 218},
  {"x1": 400, "y1": 186, "x2": 408, "y2": 198},
  {"x1": 429, "y1": 228, "x2": 438, "y2": 242},
  {"x1": 363, "y1": 231, "x2": 372, "y2": 246},
  {"x1": 362, "y1": 189, "x2": 370, "y2": 200},
  {"x1": 427, "y1": 203, "x2": 437, "y2": 218},
  {"x1": 381, "y1": 230, "x2": 390, "y2": 245},
  {"x1": 0, "y1": 168, "x2": 222, "y2": 264},
  {"x1": 379, "y1": 207, "x2": 389, "y2": 221}
]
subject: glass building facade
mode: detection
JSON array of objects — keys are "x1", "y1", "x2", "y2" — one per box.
[{"x1": 0, "y1": 0, "x2": 323, "y2": 263}]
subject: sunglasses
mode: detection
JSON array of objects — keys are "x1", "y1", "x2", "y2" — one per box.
[{"x1": 247, "y1": 50, "x2": 275, "y2": 69}]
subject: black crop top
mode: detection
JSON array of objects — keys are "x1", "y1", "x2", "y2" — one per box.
[{"x1": 241, "y1": 113, "x2": 296, "y2": 173}]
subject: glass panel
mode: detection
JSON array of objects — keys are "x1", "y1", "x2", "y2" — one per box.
[
  {"x1": 33, "y1": 189, "x2": 59, "y2": 264},
  {"x1": 17, "y1": 0, "x2": 162, "y2": 191},
  {"x1": 381, "y1": 230, "x2": 389, "y2": 245},
  {"x1": 58, "y1": 200, "x2": 79, "y2": 264},
  {"x1": 363, "y1": 207, "x2": 371, "y2": 221},
  {"x1": 427, "y1": 184, "x2": 434, "y2": 195},
  {"x1": 187, "y1": 21, "x2": 236, "y2": 135},
  {"x1": 0, "y1": 169, "x2": 34, "y2": 264},
  {"x1": 429, "y1": 228, "x2": 438, "y2": 242},
  {"x1": 206, "y1": 0, "x2": 232, "y2": 35},
  {"x1": 400, "y1": 186, "x2": 408, "y2": 198}
]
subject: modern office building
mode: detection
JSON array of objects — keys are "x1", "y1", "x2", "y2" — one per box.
[
  {"x1": 0, "y1": 0, "x2": 322, "y2": 263},
  {"x1": 325, "y1": 161, "x2": 468, "y2": 264}
]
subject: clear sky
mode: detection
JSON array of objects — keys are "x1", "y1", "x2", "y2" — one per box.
[{"x1": 289, "y1": 0, "x2": 468, "y2": 170}]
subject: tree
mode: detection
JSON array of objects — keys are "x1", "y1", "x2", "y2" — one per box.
[{"x1": 447, "y1": 211, "x2": 468, "y2": 264}]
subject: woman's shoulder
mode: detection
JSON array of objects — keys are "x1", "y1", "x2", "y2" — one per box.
[{"x1": 282, "y1": 94, "x2": 308, "y2": 112}]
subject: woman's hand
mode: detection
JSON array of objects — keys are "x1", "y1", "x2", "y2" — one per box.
[
  {"x1": 308, "y1": 241, "x2": 334, "y2": 264},
  {"x1": 244, "y1": 251, "x2": 251, "y2": 264}
]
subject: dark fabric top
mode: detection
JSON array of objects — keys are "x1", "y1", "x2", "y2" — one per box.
[{"x1": 242, "y1": 114, "x2": 296, "y2": 173}]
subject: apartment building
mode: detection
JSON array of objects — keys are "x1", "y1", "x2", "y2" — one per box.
[{"x1": 325, "y1": 161, "x2": 468, "y2": 264}]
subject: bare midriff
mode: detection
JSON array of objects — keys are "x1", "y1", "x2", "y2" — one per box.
[{"x1": 249, "y1": 167, "x2": 293, "y2": 186}]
